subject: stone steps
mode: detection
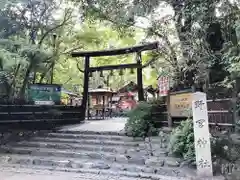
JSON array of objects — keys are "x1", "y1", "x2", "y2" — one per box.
[
  {"x1": 0, "y1": 165, "x2": 191, "y2": 180},
  {"x1": 46, "y1": 132, "x2": 137, "y2": 141},
  {"x1": 0, "y1": 129, "x2": 196, "y2": 179},
  {"x1": 0, "y1": 154, "x2": 190, "y2": 177},
  {"x1": 54, "y1": 129, "x2": 171, "y2": 138},
  {"x1": 13, "y1": 141, "x2": 127, "y2": 153},
  {"x1": 0, "y1": 163, "x2": 190, "y2": 180},
  {"x1": 39, "y1": 137, "x2": 167, "y2": 147},
  {"x1": 15, "y1": 139, "x2": 167, "y2": 153},
  {"x1": 54, "y1": 127, "x2": 172, "y2": 136},
  {"x1": 0, "y1": 146, "x2": 116, "y2": 162},
  {"x1": 0, "y1": 145, "x2": 175, "y2": 166},
  {"x1": 55, "y1": 130, "x2": 126, "y2": 136},
  {"x1": 43, "y1": 132, "x2": 168, "y2": 145},
  {"x1": 31, "y1": 137, "x2": 143, "y2": 146}
]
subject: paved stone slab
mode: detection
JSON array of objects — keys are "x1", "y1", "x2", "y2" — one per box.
[
  {"x1": 46, "y1": 133, "x2": 130, "y2": 141},
  {"x1": 0, "y1": 166, "x2": 188, "y2": 180},
  {"x1": 0, "y1": 166, "x2": 225, "y2": 180},
  {"x1": 145, "y1": 157, "x2": 164, "y2": 167},
  {"x1": 0, "y1": 169, "x2": 134, "y2": 180},
  {"x1": 165, "y1": 158, "x2": 181, "y2": 167},
  {"x1": 59, "y1": 118, "x2": 127, "y2": 133}
]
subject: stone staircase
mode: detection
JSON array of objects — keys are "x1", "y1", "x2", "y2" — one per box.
[{"x1": 0, "y1": 129, "x2": 197, "y2": 179}]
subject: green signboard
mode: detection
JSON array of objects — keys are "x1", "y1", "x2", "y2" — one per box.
[{"x1": 28, "y1": 84, "x2": 61, "y2": 105}]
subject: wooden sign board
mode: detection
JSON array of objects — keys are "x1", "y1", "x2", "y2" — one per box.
[{"x1": 169, "y1": 91, "x2": 193, "y2": 117}]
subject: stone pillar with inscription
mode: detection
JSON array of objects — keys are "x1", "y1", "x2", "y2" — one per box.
[{"x1": 192, "y1": 92, "x2": 213, "y2": 177}]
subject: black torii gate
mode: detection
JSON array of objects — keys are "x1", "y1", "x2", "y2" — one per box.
[{"x1": 71, "y1": 42, "x2": 159, "y2": 118}]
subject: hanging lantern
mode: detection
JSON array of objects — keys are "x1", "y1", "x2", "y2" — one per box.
[
  {"x1": 119, "y1": 69, "x2": 123, "y2": 76},
  {"x1": 100, "y1": 71, "x2": 104, "y2": 77},
  {"x1": 89, "y1": 71, "x2": 93, "y2": 77},
  {"x1": 150, "y1": 63, "x2": 155, "y2": 69},
  {"x1": 110, "y1": 70, "x2": 114, "y2": 76},
  {"x1": 130, "y1": 68, "x2": 134, "y2": 74}
]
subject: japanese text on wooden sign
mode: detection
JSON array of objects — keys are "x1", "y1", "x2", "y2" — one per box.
[
  {"x1": 169, "y1": 92, "x2": 192, "y2": 117},
  {"x1": 192, "y1": 92, "x2": 213, "y2": 177},
  {"x1": 158, "y1": 76, "x2": 170, "y2": 97}
]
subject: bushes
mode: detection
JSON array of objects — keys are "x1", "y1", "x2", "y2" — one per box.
[
  {"x1": 211, "y1": 136, "x2": 240, "y2": 162},
  {"x1": 167, "y1": 119, "x2": 240, "y2": 171},
  {"x1": 167, "y1": 119, "x2": 195, "y2": 162},
  {"x1": 167, "y1": 119, "x2": 229, "y2": 164},
  {"x1": 124, "y1": 101, "x2": 160, "y2": 137}
]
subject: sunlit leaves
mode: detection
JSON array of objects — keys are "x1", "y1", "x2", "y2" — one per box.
[{"x1": 61, "y1": 21, "x2": 140, "y2": 91}]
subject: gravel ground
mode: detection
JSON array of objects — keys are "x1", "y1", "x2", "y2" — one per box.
[{"x1": 0, "y1": 166, "x2": 191, "y2": 180}]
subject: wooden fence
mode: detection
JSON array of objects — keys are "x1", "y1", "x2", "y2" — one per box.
[
  {"x1": 207, "y1": 98, "x2": 234, "y2": 128},
  {"x1": 0, "y1": 105, "x2": 85, "y2": 132},
  {"x1": 152, "y1": 98, "x2": 235, "y2": 130}
]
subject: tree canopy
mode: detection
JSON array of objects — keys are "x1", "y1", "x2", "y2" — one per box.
[{"x1": 0, "y1": 0, "x2": 239, "y2": 102}]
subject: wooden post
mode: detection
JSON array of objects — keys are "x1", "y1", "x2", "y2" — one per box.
[
  {"x1": 137, "y1": 52, "x2": 144, "y2": 101},
  {"x1": 233, "y1": 77, "x2": 240, "y2": 132},
  {"x1": 167, "y1": 92, "x2": 172, "y2": 127},
  {"x1": 82, "y1": 56, "x2": 90, "y2": 120},
  {"x1": 50, "y1": 62, "x2": 55, "y2": 84},
  {"x1": 110, "y1": 94, "x2": 113, "y2": 118},
  {"x1": 87, "y1": 94, "x2": 90, "y2": 120},
  {"x1": 102, "y1": 95, "x2": 105, "y2": 119},
  {"x1": 50, "y1": 34, "x2": 57, "y2": 84},
  {"x1": 232, "y1": 80, "x2": 237, "y2": 132}
]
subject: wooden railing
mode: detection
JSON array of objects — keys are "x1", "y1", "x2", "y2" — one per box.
[
  {"x1": 0, "y1": 105, "x2": 85, "y2": 131},
  {"x1": 151, "y1": 101, "x2": 234, "y2": 129}
]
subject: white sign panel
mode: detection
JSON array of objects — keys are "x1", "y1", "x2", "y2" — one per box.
[
  {"x1": 34, "y1": 101, "x2": 54, "y2": 105},
  {"x1": 192, "y1": 92, "x2": 213, "y2": 177},
  {"x1": 158, "y1": 76, "x2": 170, "y2": 97}
]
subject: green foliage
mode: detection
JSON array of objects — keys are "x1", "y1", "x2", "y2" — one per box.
[
  {"x1": 124, "y1": 101, "x2": 159, "y2": 137},
  {"x1": 0, "y1": 71, "x2": 11, "y2": 90},
  {"x1": 211, "y1": 136, "x2": 240, "y2": 163},
  {"x1": 167, "y1": 119, "x2": 195, "y2": 162},
  {"x1": 1, "y1": 0, "x2": 238, "y2": 102},
  {"x1": 82, "y1": 0, "x2": 240, "y2": 91},
  {"x1": 53, "y1": 21, "x2": 139, "y2": 92},
  {"x1": 224, "y1": 20, "x2": 240, "y2": 81},
  {"x1": 167, "y1": 119, "x2": 240, "y2": 168}
]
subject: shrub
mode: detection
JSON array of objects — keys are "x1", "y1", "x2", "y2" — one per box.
[
  {"x1": 167, "y1": 119, "x2": 195, "y2": 162},
  {"x1": 211, "y1": 136, "x2": 240, "y2": 162},
  {"x1": 124, "y1": 101, "x2": 159, "y2": 137},
  {"x1": 167, "y1": 119, "x2": 240, "y2": 168}
]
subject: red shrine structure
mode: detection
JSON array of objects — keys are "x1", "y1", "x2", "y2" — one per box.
[
  {"x1": 114, "y1": 81, "x2": 138, "y2": 111},
  {"x1": 87, "y1": 82, "x2": 159, "y2": 119},
  {"x1": 88, "y1": 87, "x2": 114, "y2": 119}
]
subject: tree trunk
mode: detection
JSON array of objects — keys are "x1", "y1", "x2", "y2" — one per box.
[
  {"x1": 19, "y1": 63, "x2": 33, "y2": 100},
  {"x1": 39, "y1": 63, "x2": 53, "y2": 83},
  {"x1": 9, "y1": 63, "x2": 21, "y2": 99}
]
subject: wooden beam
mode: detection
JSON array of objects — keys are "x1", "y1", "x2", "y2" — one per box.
[
  {"x1": 89, "y1": 63, "x2": 140, "y2": 72},
  {"x1": 71, "y1": 42, "x2": 158, "y2": 57},
  {"x1": 82, "y1": 56, "x2": 90, "y2": 120}
]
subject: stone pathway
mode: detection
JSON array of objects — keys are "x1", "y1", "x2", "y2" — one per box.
[
  {"x1": 0, "y1": 167, "x2": 190, "y2": 180},
  {"x1": 0, "y1": 118, "x2": 224, "y2": 180},
  {"x1": 59, "y1": 118, "x2": 127, "y2": 132}
]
